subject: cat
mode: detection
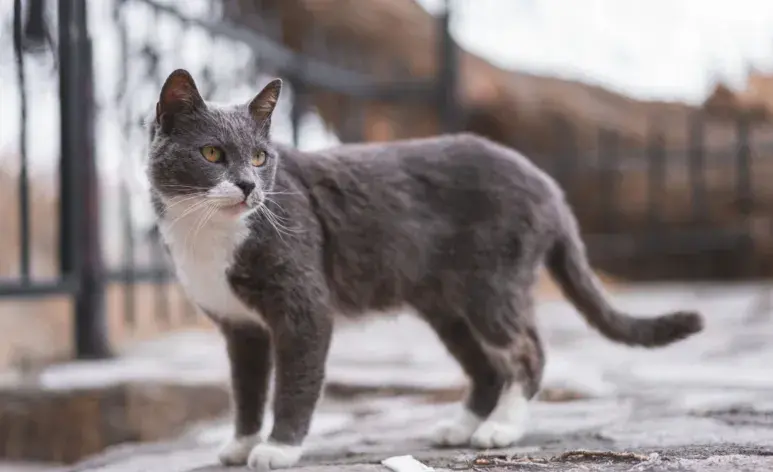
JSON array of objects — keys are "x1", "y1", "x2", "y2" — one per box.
[{"x1": 146, "y1": 69, "x2": 703, "y2": 471}]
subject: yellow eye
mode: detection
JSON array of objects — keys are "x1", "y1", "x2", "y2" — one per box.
[
  {"x1": 201, "y1": 146, "x2": 223, "y2": 163},
  {"x1": 251, "y1": 150, "x2": 267, "y2": 167}
]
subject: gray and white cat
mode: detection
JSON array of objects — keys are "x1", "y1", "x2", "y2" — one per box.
[{"x1": 147, "y1": 69, "x2": 703, "y2": 470}]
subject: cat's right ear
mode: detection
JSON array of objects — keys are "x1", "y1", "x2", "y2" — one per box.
[{"x1": 156, "y1": 69, "x2": 205, "y2": 133}]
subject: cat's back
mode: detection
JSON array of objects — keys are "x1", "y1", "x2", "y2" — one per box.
[
  {"x1": 279, "y1": 134, "x2": 562, "y2": 242},
  {"x1": 288, "y1": 133, "x2": 559, "y2": 201},
  {"x1": 298, "y1": 133, "x2": 511, "y2": 164}
]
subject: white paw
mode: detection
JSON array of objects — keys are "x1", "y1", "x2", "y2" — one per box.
[
  {"x1": 430, "y1": 409, "x2": 482, "y2": 447},
  {"x1": 218, "y1": 434, "x2": 261, "y2": 465},
  {"x1": 470, "y1": 421, "x2": 525, "y2": 449},
  {"x1": 247, "y1": 441, "x2": 303, "y2": 471}
]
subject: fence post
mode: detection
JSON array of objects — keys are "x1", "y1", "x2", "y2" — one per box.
[
  {"x1": 438, "y1": 0, "x2": 460, "y2": 133},
  {"x1": 58, "y1": 0, "x2": 110, "y2": 359},
  {"x1": 688, "y1": 113, "x2": 707, "y2": 223},
  {"x1": 551, "y1": 115, "x2": 578, "y2": 194},
  {"x1": 735, "y1": 113, "x2": 753, "y2": 219},
  {"x1": 735, "y1": 113, "x2": 756, "y2": 277},
  {"x1": 598, "y1": 128, "x2": 620, "y2": 232},
  {"x1": 646, "y1": 129, "x2": 666, "y2": 230},
  {"x1": 13, "y1": 0, "x2": 31, "y2": 282},
  {"x1": 290, "y1": 80, "x2": 306, "y2": 148}
]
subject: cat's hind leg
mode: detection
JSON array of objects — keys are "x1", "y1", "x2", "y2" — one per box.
[
  {"x1": 465, "y1": 285, "x2": 545, "y2": 449},
  {"x1": 415, "y1": 310, "x2": 505, "y2": 447},
  {"x1": 469, "y1": 379, "x2": 532, "y2": 448}
]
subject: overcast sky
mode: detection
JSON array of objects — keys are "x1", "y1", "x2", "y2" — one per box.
[{"x1": 420, "y1": 0, "x2": 773, "y2": 101}]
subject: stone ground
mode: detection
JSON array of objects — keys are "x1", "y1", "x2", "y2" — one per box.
[{"x1": 10, "y1": 283, "x2": 773, "y2": 471}]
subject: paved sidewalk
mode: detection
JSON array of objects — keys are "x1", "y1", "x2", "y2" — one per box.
[{"x1": 52, "y1": 283, "x2": 773, "y2": 470}]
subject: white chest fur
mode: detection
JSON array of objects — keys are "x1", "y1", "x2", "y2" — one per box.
[{"x1": 159, "y1": 209, "x2": 260, "y2": 324}]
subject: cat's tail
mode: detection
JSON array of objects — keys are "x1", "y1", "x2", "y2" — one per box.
[{"x1": 545, "y1": 214, "x2": 703, "y2": 347}]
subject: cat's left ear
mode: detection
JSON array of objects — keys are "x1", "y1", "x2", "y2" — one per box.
[{"x1": 248, "y1": 79, "x2": 282, "y2": 130}]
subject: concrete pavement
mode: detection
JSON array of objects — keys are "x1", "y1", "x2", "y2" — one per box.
[{"x1": 39, "y1": 283, "x2": 773, "y2": 470}]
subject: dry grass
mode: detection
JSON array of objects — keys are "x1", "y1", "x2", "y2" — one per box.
[
  {"x1": 0, "y1": 282, "x2": 215, "y2": 371},
  {"x1": 0, "y1": 163, "x2": 59, "y2": 279}
]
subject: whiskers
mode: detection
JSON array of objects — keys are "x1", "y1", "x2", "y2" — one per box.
[
  {"x1": 264, "y1": 189, "x2": 302, "y2": 198},
  {"x1": 161, "y1": 192, "x2": 233, "y2": 253},
  {"x1": 256, "y1": 197, "x2": 305, "y2": 241},
  {"x1": 158, "y1": 187, "x2": 304, "y2": 244},
  {"x1": 162, "y1": 195, "x2": 211, "y2": 231}
]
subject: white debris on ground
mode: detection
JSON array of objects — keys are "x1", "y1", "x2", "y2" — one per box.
[{"x1": 381, "y1": 455, "x2": 434, "y2": 472}]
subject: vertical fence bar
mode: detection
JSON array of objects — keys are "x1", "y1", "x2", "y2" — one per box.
[
  {"x1": 598, "y1": 129, "x2": 620, "y2": 232},
  {"x1": 646, "y1": 130, "x2": 666, "y2": 230},
  {"x1": 121, "y1": 181, "x2": 136, "y2": 327},
  {"x1": 565, "y1": 121, "x2": 579, "y2": 206},
  {"x1": 291, "y1": 81, "x2": 305, "y2": 148},
  {"x1": 551, "y1": 115, "x2": 579, "y2": 202},
  {"x1": 735, "y1": 113, "x2": 755, "y2": 277},
  {"x1": 24, "y1": 0, "x2": 49, "y2": 48},
  {"x1": 58, "y1": 0, "x2": 75, "y2": 281},
  {"x1": 438, "y1": 0, "x2": 460, "y2": 133},
  {"x1": 688, "y1": 113, "x2": 707, "y2": 223},
  {"x1": 735, "y1": 114, "x2": 753, "y2": 217},
  {"x1": 59, "y1": 0, "x2": 110, "y2": 359},
  {"x1": 646, "y1": 128, "x2": 666, "y2": 277},
  {"x1": 153, "y1": 244, "x2": 170, "y2": 326},
  {"x1": 13, "y1": 0, "x2": 31, "y2": 282}
]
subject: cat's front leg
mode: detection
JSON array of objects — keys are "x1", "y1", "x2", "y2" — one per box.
[
  {"x1": 217, "y1": 320, "x2": 273, "y2": 466},
  {"x1": 246, "y1": 309, "x2": 332, "y2": 471}
]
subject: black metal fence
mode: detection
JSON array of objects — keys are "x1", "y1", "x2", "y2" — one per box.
[
  {"x1": 3, "y1": 0, "x2": 771, "y2": 360},
  {"x1": 4, "y1": 0, "x2": 458, "y2": 359},
  {"x1": 6, "y1": 0, "x2": 110, "y2": 358},
  {"x1": 542, "y1": 112, "x2": 772, "y2": 281}
]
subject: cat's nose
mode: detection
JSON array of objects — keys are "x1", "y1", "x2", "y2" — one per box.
[{"x1": 235, "y1": 180, "x2": 256, "y2": 198}]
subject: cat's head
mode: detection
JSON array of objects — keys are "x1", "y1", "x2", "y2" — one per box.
[{"x1": 147, "y1": 69, "x2": 282, "y2": 219}]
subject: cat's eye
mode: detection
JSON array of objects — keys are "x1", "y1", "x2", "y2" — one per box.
[
  {"x1": 201, "y1": 145, "x2": 223, "y2": 163},
  {"x1": 251, "y1": 150, "x2": 267, "y2": 167}
]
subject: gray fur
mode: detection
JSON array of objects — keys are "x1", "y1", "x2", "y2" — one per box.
[{"x1": 147, "y1": 70, "x2": 703, "y2": 455}]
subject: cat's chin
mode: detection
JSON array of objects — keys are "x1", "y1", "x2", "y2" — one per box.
[{"x1": 221, "y1": 202, "x2": 252, "y2": 217}]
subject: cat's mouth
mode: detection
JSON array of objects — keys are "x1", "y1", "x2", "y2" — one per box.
[{"x1": 221, "y1": 200, "x2": 252, "y2": 216}]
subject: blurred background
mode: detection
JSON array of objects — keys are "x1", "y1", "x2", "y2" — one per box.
[{"x1": 1, "y1": 0, "x2": 773, "y2": 469}]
